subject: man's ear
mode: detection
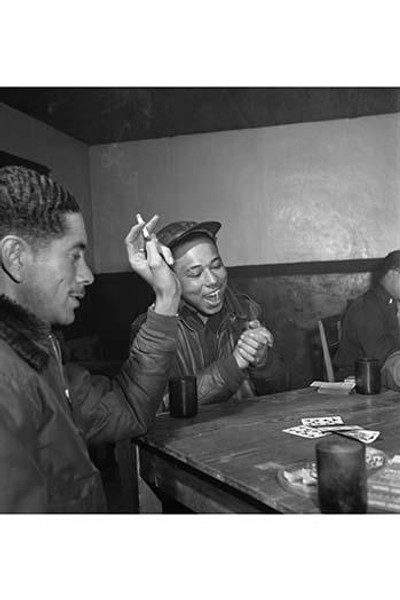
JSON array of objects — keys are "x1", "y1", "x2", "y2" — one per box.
[{"x1": 0, "y1": 236, "x2": 31, "y2": 283}]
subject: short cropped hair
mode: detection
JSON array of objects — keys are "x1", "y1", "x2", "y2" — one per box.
[{"x1": 0, "y1": 166, "x2": 81, "y2": 247}]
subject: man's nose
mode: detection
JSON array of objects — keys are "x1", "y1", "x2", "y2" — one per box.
[
  {"x1": 204, "y1": 269, "x2": 218, "y2": 286},
  {"x1": 78, "y1": 259, "x2": 94, "y2": 286}
]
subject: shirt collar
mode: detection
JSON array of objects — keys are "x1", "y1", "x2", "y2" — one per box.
[
  {"x1": 375, "y1": 284, "x2": 398, "y2": 307},
  {"x1": 179, "y1": 299, "x2": 229, "y2": 333}
]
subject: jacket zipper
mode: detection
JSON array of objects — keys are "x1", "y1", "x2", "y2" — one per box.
[{"x1": 48, "y1": 334, "x2": 72, "y2": 409}]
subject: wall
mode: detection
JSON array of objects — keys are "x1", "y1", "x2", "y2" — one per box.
[
  {"x1": 0, "y1": 103, "x2": 93, "y2": 263},
  {"x1": 90, "y1": 113, "x2": 400, "y2": 273},
  {"x1": 2, "y1": 104, "x2": 397, "y2": 385}
]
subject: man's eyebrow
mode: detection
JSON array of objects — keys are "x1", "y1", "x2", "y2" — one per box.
[
  {"x1": 185, "y1": 264, "x2": 202, "y2": 273},
  {"x1": 185, "y1": 256, "x2": 221, "y2": 271},
  {"x1": 71, "y1": 242, "x2": 87, "y2": 250}
]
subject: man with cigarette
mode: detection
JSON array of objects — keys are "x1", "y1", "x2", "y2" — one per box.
[
  {"x1": 131, "y1": 220, "x2": 288, "y2": 404},
  {"x1": 0, "y1": 166, "x2": 181, "y2": 512}
]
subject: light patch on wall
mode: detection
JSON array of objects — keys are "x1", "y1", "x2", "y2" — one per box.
[
  {"x1": 100, "y1": 145, "x2": 139, "y2": 187},
  {"x1": 272, "y1": 170, "x2": 388, "y2": 260},
  {"x1": 90, "y1": 114, "x2": 400, "y2": 272}
]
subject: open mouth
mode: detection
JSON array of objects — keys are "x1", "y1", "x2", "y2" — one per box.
[
  {"x1": 204, "y1": 289, "x2": 223, "y2": 305},
  {"x1": 69, "y1": 297, "x2": 81, "y2": 308},
  {"x1": 69, "y1": 292, "x2": 85, "y2": 307}
]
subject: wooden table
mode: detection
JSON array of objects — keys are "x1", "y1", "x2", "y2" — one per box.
[{"x1": 135, "y1": 387, "x2": 400, "y2": 513}]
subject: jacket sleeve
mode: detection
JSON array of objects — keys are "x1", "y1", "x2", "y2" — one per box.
[
  {"x1": 381, "y1": 351, "x2": 400, "y2": 391},
  {"x1": 194, "y1": 354, "x2": 247, "y2": 405},
  {"x1": 0, "y1": 374, "x2": 47, "y2": 512},
  {"x1": 129, "y1": 312, "x2": 147, "y2": 347},
  {"x1": 356, "y1": 303, "x2": 399, "y2": 363},
  {"x1": 336, "y1": 298, "x2": 400, "y2": 371},
  {"x1": 65, "y1": 309, "x2": 177, "y2": 445},
  {"x1": 248, "y1": 347, "x2": 289, "y2": 394},
  {"x1": 243, "y1": 295, "x2": 289, "y2": 395}
]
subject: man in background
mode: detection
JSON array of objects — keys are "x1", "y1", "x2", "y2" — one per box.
[
  {"x1": 0, "y1": 166, "x2": 181, "y2": 512},
  {"x1": 334, "y1": 250, "x2": 400, "y2": 384},
  {"x1": 131, "y1": 220, "x2": 288, "y2": 405}
]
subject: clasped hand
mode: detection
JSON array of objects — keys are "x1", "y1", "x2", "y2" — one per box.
[
  {"x1": 233, "y1": 320, "x2": 273, "y2": 370},
  {"x1": 125, "y1": 215, "x2": 181, "y2": 316}
]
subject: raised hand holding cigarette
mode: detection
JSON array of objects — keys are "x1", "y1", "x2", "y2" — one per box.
[
  {"x1": 135, "y1": 213, "x2": 174, "y2": 266},
  {"x1": 125, "y1": 214, "x2": 181, "y2": 315},
  {"x1": 136, "y1": 212, "x2": 152, "y2": 241}
]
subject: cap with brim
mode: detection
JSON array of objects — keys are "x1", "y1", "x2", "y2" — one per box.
[{"x1": 157, "y1": 220, "x2": 221, "y2": 249}]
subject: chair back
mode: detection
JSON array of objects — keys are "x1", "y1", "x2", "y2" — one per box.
[{"x1": 317, "y1": 315, "x2": 342, "y2": 382}]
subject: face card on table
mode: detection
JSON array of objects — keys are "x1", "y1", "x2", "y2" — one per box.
[
  {"x1": 301, "y1": 416, "x2": 344, "y2": 427},
  {"x1": 283, "y1": 425, "x2": 331, "y2": 439},
  {"x1": 339, "y1": 429, "x2": 381, "y2": 444}
]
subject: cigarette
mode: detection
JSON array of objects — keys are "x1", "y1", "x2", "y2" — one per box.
[{"x1": 136, "y1": 213, "x2": 151, "y2": 241}]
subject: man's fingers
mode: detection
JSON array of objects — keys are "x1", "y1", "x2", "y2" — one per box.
[
  {"x1": 125, "y1": 222, "x2": 141, "y2": 246},
  {"x1": 237, "y1": 346, "x2": 255, "y2": 363},
  {"x1": 237, "y1": 339, "x2": 269, "y2": 367},
  {"x1": 261, "y1": 328, "x2": 274, "y2": 346},
  {"x1": 239, "y1": 337, "x2": 260, "y2": 352},
  {"x1": 237, "y1": 338, "x2": 259, "y2": 357},
  {"x1": 144, "y1": 214, "x2": 159, "y2": 235},
  {"x1": 144, "y1": 237, "x2": 176, "y2": 268},
  {"x1": 244, "y1": 326, "x2": 274, "y2": 347},
  {"x1": 159, "y1": 243, "x2": 174, "y2": 266},
  {"x1": 125, "y1": 214, "x2": 160, "y2": 248},
  {"x1": 145, "y1": 237, "x2": 164, "y2": 267},
  {"x1": 247, "y1": 320, "x2": 261, "y2": 329},
  {"x1": 240, "y1": 330, "x2": 269, "y2": 350}
]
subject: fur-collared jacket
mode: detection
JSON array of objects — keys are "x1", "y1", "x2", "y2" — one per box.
[
  {"x1": 0, "y1": 294, "x2": 177, "y2": 513},
  {"x1": 131, "y1": 286, "x2": 288, "y2": 405}
]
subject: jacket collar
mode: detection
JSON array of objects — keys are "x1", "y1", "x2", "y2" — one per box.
[
  {"x1": 0, "y1": 294, "x2": 51, "y2": 372},
  {"x1": 374, "y1": 284, "x2": 398, "y2": 307}
]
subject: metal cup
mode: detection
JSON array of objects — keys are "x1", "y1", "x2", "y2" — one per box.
[
  {"x1": 355, "y1": 358, "x2": 381, "y2": 395},
  {"x1": 168, "y1": 376, "x2": 198, "y2": 418},
  {"x1": 316, "y1": 438, "x2": 367, "y2": 513}
]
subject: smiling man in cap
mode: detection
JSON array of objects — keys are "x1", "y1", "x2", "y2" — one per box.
[{"x1": 131, "y1": 219, "x2": 288, "y2": 405}]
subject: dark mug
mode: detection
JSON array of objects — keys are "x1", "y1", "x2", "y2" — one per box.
[
  {"x1": 316, "y1": 438, "x2": 367, "y2": 514},
  {"x1": 168, "y1": 376, "x2": 198, "y2": 418},
  {"x1": 355, "y1": 358, "x2": 381, "y2": 395}
]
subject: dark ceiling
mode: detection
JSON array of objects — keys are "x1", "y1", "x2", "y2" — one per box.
[{"x1": 0, "y1": 87, "x2": 399, "y2": 145}]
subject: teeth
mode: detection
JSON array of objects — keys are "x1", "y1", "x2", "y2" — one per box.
[{"x1": 206, "y1": 291, "x2": 220, "y2": 301}]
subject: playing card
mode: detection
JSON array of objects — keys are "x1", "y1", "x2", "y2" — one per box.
[
  {"x1": 339, "y1": 429, "x2": 381, "y2": 444},
  {"x1": 301, "y1": 416, "x2": 344, "y2": 427},
  {"x1": 317, "y1": 424, "x2": 362, "y2": 433},
  {"x1": 283, "y1": 425, "x2": 330, "y2": 439},
  {"x1": 310, "y1": 381, "x2": 355, "y2": 394}
]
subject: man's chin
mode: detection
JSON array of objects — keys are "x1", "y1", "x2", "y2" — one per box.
[
  {"x1": 199, "y1": 302, "x2": 224, "y2": 316},
  {"x1": 55, "y1": 310, "x2": 76, "y2": 327},
  {"x1": 65, "y1": 311, "x2": 77, "y2": 325}
]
